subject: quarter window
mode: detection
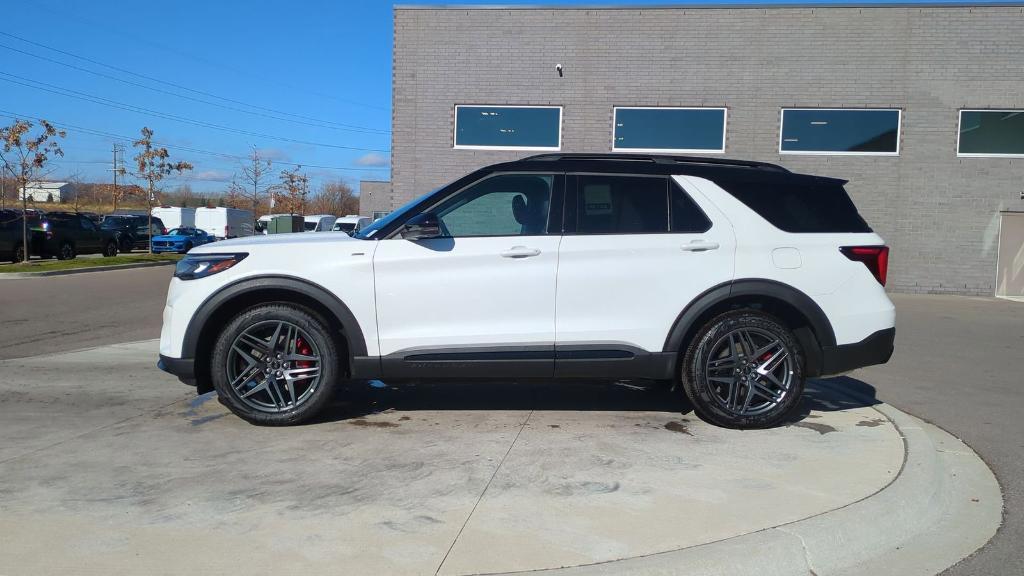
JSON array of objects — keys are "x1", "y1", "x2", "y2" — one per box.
[
  {"x1": 576, "y1": 175, "x2": 668, "y2": 234},
  {"x1": 613, "y1": 107, "x2": 727, "y2": 153},
  {"x1": 779, "y1": 109, "x2": 901, "y2": 155},
  {"x1": 434, "y1": 173, "x2": 553, "y2": 237},
  {"x1": 957, "y1": 110, "x2": 1024, "y2": 157},
  {"x1": 454, "y1": 105, "x2": 561, "y2": 150}
]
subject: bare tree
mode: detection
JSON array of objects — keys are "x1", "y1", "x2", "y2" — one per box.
[
  {"x1": 237, "y1": 147, "x2": 273, "y2": 227},
  {"x1": 276, "y1": 166, "x2": 309, "y2": 215},
  {"x1": 132, "y1": 127, "x2": 192, "y2": 253},
  {"x1": 0, "y1": 118, "x2": 66, "y2": 264},
  {"x1": 310, "y1": 180, "x2": 359, "y2": 215},
  {"x1": 66, "y1": 170, "x2": 87, "y2": 212}
]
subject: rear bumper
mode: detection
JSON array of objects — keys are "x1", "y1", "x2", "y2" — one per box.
[
  {"x1": 820, "y1": 327, "x2": 894, "y2": 376},
  {"x1": 157, "y1": 354, "x2": 196, "y2": 386}
]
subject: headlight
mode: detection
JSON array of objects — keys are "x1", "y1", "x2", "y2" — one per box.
[{"x1": 174, "y1": 253, "x2": 247, "y2": 280}]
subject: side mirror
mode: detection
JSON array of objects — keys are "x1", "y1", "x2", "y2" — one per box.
[{"x1": 401, "y1": 212, "x2": 442, "y2": 240}]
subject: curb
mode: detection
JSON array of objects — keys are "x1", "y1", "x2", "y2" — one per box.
[
  {"x1": 486, "y1": 381, "x2": 1001, "y2": 576},
  {"x1": 0, "y1": 260, "x2": 176, "y2": 279}
]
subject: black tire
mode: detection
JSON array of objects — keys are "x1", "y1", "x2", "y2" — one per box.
[
  {"x1": 120, "y1": 237, "x2": 133, "y2": 253},
  {"x1": 681, "y1": 310, "x2": 805, "y2": 429},
  {"x1": 181, "y1": 242, "x2": 193, "y2": 254},
  {"x1": 103, "y1": 240, "x2": 118, "y2": 257},
  {"x1": 56, "y1": 241, "x2": 76, "y2": 261},
  {"x1": 211, "y1": 304, "x2": 341, "y2": 426}
]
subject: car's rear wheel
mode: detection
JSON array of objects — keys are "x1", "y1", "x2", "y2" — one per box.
[
  {"x1": 681, "y1": 310, "x2": 804, "y2": 429},
  {"x1": 56, "y1": 241, "x2": 75, "y2": 261},
  {"x1": 103, "y1": 240, "x2": 118, "y2": 257},
  {"x1": 211, "y1": 304, "x2": 341, "y2": 426}
]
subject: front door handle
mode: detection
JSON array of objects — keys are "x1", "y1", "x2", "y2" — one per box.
[
  {"x1": 501, "y1": 246, "x2": 541, "y2": 258},
  {"x1": 681, "y1": 240, "x2": 720, "y2": 252}
]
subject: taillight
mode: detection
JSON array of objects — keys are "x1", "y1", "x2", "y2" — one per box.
[
  {"x1": 841, "y1": 245, "x2": 889, "y2": 286},
  {"x1": 162, "y1": 227, "x2": 168, "y2": 235}
]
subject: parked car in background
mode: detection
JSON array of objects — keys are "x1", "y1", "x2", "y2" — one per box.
[
  {"x1": 0, "y1": 209, "x2": 45, "y2": 262},
  {"x1": 303, "y1": 214, "x2": 337, "y2": 232},
  {"x1": 332, "y1": 215, "x2": 372, "y2": 235},
  {"x1": 195, "y1": 207, "x2": 253, "y2": 240},
  {"x1": 101, "y1": 214, "x2": 167, "y2": 253},
  {"x1": 152, "y1": 206, "x2": 196, "y2": 231},
  {"x1": 38, "y1": 212, "x2": 119, "y2": 259},
  {"x1": 152, "y1": 227, "x2": 214, "y2": 254}
]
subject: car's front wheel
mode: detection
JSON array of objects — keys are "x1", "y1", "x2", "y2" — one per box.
[
  {"x1": 56, "y1": 241, "x2": 75, "y2": 261},
  {"x1": 681, "y1": 310, "x2": 805, "y2": 429},
  {"x1": 103, "y1": 240, "x2": 118, "y2": 257},
  {"x1": 211, "y1": 304, "x2": 341, "y2": 426}
]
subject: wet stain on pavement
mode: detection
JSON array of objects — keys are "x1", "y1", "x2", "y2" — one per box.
[
  {"x1": 665, "y1": 421, "x2": 693, "y2": 435},
  {"x1": 190, "y1": 414, "x2": 226, "y2": 426},
  {"x1": 549, "y1": 424, "x2": 560, "y2": 428},
  {"x1": 857, "y1": 418, "x2": 886, "y2": 428},
  {"x1": 548, "y1": 480, "x2": 621, "y2": 497},
  {"x1": 349, "y1": 419, "x2": 399, "y2": 428},
  {"x1": 398, "y1": 416, "x2": 411, "y2": 421},
  {"x1": 792, "y1": 422, "x2": 837, "y2": 435}
]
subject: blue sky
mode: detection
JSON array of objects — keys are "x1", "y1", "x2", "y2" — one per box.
[{"x1": 1, "y1": 0, "x2": 984, "y2": 194}]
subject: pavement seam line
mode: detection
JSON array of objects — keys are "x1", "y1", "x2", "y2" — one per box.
[
  {"x1": 434, "y1": 408, "x2": 536, "y2": 576},
  {"x1": 0, "y1": 396, "x2": 187, "y2": 466}
]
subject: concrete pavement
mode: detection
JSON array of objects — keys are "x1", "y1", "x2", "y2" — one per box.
[{"x1": 0, "y1": 340, "x2": 1000, "y2": 575}]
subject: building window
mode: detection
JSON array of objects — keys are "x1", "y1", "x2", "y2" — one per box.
[
  {"x1": 958, "y1": 110, "x2": 1024, "y2": 157},
  {"x1": 372, "y1": 211, "x2": 390, "y2": 221},
  {"x1": 779, "y1": 109, "x2": 901, "y2": 155},
  {"x1": 454, "y1": 105, "x2": 561, "y2": 150},
  {"x1": 612, "y1": 107, "x2": 726, "y2": 153}
]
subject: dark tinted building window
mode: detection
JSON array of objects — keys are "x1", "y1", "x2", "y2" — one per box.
[
  {"x1": 671, "y1": 183, "x2": 712, "y2": 233},
  {"x1": 613, "y1": 108, "x2": 727, "y2": 152},
  {"x1": 576, "y1": 175, "x2": 668, "y2": 234},
  {"x1": 721, "y1": 179, "x2": 872, "y2": 233},
  {"x1": 958, "y1": 110, "x2": 1024, "y2": 156},
  {"x1": 454, "y1": 106, "x2": 561, "y2": 149},
  {"x1": 780, "y1": 109, "x2": 900, "y2": 154}
]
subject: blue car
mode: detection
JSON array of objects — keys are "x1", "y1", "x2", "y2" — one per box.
[{"x1": 151, "y1": 227, "x2": 214, "y2": 254}]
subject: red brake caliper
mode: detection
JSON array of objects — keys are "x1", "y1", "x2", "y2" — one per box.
[{"x1": 295, "y1": 337, "x2": 314, "y2": 369}]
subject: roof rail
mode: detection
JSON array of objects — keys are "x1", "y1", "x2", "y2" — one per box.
[{"x1": 522, "y1": 153, "x2": 789, "y2": 172}]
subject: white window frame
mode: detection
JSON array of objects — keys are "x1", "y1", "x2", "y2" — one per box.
[
  {"x1": 611, "y1": 106, "x2": 727, "y2": 154},
  {"x1": 957, "y1": 109, "x2": 1024, "y2": 158},
  {"x1": 778, "y1": 108, "x2": 902, "y2": 156},
  {"x1": 453, "y1": 104, "x2": 562, "y2": 151}
]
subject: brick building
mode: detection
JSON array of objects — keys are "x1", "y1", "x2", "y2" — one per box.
[{"x1": 362, "y1": 3, "x2": 1024, "y2": 296}]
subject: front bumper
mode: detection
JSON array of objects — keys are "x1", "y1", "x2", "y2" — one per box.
[
  {"x1": 820, "y1": 327, "x2": 895, "y2": 376},
  {"x1": 158, "y1": 354, "x2": 196, "y2": 386}
]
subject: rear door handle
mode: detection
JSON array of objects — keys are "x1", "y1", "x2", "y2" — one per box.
[
  {"x1": 501, "y1": 246, "x2": 541, "y2": 258},
  {"x1": 681, "y1": 240, "x2": 720, "y2": 252}
]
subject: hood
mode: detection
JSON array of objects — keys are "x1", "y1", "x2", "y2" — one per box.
[
  {"x1": 152, "y1": 234, "x2": 190, "y2": 241},
  {"x1": 191, "y1": 231, "x2": 360, "y2": 253}
]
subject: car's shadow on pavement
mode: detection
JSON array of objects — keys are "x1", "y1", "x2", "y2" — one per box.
[{"x1": 308, "y1": 375, "x2": 881, "y2": 427}]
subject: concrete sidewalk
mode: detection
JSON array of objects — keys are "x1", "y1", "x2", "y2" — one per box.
[{"x1": 0, "y1": 341, "x2": 1001, "y2": 576}]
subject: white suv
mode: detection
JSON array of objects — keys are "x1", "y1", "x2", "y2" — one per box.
[{"x1": 158, "y1": 154, "x2": 895, "y2": 429}]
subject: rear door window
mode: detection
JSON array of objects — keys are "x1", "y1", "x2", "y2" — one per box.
[{"x1": 575, "y1": 175, "x2": 668, "y2": 234}]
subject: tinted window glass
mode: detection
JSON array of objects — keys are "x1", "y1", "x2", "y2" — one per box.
[
  {"x1": 435, "y1": 174, "x2": 553, "y2": 237},
  {"x1": 671, "y1": 183, "x2": 712, "y2": 233},
  {"x1": 577, "y1": 175, "x2": 668, "y2": 234},
  {"x1": 780, "y1": 109, "x2": 900, "y2": 154},
  {"x1": 958, "y1": 110, "x2": 1024, "y2": 156},
  {"x1": 614, "y1": 108, "x2": 726, "y2": 152},
  {"x1": 722, "y1": 179, "x2": 872, "y2": 233},
  {"x1": 455, "y1": 106, "x2": 561, "y2": 149}
]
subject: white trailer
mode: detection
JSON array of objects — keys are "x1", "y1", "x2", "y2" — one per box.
[
  {"x1": 195, "y1": 207, "x2": 254, "y2": 239},
  {"x1": 151, "y1": 206, "x2": 196, "y2": 230}
]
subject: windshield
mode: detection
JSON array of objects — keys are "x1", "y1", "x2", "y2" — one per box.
[
  {"x1": 334, "y1": 222, "x2": 356, "y2": 232},
  {"x1": 166, "y1": 228, "x2": 191, "y2": 236},
  {"x1": 354, "y1": 185, "x2": 447, "y2": 239},
  {"x1": 303, "y1": 222, "x2": 318, "y2": 231}
]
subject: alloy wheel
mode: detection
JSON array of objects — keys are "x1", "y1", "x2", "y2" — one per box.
[
  {"x1": 225, "y1": 320, "x2": 323, "y2": 413},
  {"x1": 703, "y1": 327, "x2": 794, "y2": 416}
]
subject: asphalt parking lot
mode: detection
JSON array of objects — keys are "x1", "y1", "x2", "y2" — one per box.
[{"x1": 0, "y1": 268, "x2": 1020, "y2": 575}]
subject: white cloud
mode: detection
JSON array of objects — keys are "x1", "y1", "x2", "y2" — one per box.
[
  {"x1": 354, "y1": 152, "x2": 388, "y2": 167},
  {"x1": 192, "y1": 170, "x2": 233, "y2": 183},
  {"x1": 255, "y1": 148, "x2": 290, "y2": 162}
]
